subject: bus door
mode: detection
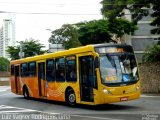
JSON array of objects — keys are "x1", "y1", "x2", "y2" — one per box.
[
  {"x1": 38, "y1": 61, "x2": 47, "y2": 97},
  {"x1": 79, "y1": 55, "x2": 95, "y2": 102},
  {"x1": 15, "y1": 65, "x2": 20, "y2": 93}
]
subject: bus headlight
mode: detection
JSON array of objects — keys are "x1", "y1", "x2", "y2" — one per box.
[{"x1": 103, "y1": 88, "x2": 111, "y2": 94}]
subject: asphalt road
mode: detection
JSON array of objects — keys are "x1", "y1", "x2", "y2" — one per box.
[{"x1": 0, "y1": 87, "x2": 160, "y2": 120}]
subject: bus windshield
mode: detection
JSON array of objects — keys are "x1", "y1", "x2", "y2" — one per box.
[{"x1": 100, "y1": 53, "x2": 138, "y2": 86}]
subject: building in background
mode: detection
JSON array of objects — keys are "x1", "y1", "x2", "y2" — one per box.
[
  {"x1": 123, "y1": 9, "x2": 160, "y2": 61},
  {"x1": 0, "y1": 27, "x2": 3, "y2": 57},
  {"x1": 0, "y1": 18, "x2": 16, "y2": 59},
  {"x1": 48, "y1": 44, "x2": 64, "y2": 53}
]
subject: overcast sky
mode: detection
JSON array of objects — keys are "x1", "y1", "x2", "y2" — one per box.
[{"x1": 0, "y1": 0, "x2": 102, "y2": 49}]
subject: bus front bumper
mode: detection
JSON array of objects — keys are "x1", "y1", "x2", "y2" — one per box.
[{"x1": 103, "y1": 90, "x2": 141, "y2": 104}]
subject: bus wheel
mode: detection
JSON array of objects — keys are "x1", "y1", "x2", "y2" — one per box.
[
  {"x1": 66, "y1": 90, "x2": 76, "y2": 106},
  {"x1": 23, "y1": 87, "x2": 29, "y2": 99}
]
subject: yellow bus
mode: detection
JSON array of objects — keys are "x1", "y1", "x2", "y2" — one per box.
[{"x1": 10, "y1": 43, "x2": 140, "y2": 106}]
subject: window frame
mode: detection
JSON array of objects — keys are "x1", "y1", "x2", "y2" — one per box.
[
  {"x1": 66, "y1": 55, "x2": 77, "y2": 82},
  {"x1": 46, "y1": 59, "x2": 55, "y2": 82},
  {"x1": 55, "y1": 57, "x2": 65, "y2": 82},
  {"x1": 21, "y1": 63, "x2": 28, "y2": 77},
  {"x1": 11, "y1": 64, "x2": 15, "y2": 75},
  {"x1": 28, "y1": 61, "x2": 36, "y2": 77}
]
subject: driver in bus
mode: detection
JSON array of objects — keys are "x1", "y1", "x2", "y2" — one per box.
[{"x1": 123, "y1": 59, "x2": 132, "y2": 74}]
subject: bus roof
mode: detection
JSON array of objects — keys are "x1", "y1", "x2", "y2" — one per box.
[
  {"x1": 10, "y1": 43, "x2": 132, "y2": 64},
  {"x1": 93, "y1": 43, "x2": 131, "y2": 48},
  {"x1": 10, "y1": 44, "x2": 95, "y2": 64}
]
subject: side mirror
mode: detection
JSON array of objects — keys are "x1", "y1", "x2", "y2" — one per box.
[{"x1": 94, "y1": 57, "x2": 99, "y2": 68}]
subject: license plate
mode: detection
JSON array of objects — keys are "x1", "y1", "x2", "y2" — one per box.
[{"x1": 120, "y1": 97, "x2": 128, "y2": 101}]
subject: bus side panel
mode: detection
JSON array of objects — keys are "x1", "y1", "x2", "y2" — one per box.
[
  {"x1": 10, "y1": 75, "x2": 22, "y2": 95},
  {"x1": 16, "y1": 76, "x2": 22, "y2": 95},
  {"x1": 52, "y1": 82, "x2": 66, "y2": 101},
  {"x1": 46, "y1": 82, "x2": 80, "y2": 103},
  {"x1": 33, "y1": 76, "x2": 40, "y2": 98},
  {"x1": 22, "y1": 77, "x2": 39, "y2": 98},
  {"x1": 93, "y1": 68, "x2": 105, "y2": 105},
  {"x1": 46, "y1": 82, "x2": 66, "y2": 102},
  {"x1": 10, "y1": 75, "x2": 16, "y2": 93},
  {"x1": 46, "y1": 82, "x2": 55, "y2": 100}
]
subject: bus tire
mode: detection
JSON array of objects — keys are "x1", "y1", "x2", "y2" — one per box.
[
  {"x1": 66, "y1": 89, "x2": 76, "y2": 106},
  {"x1": 23, "y1": 86, "x2": 29, "y2": 99}
]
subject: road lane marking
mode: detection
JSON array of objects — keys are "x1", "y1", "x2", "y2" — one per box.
[
  {"x1": 0, "y1": 105, "x2": 61, "y2": 115},
  {"x1": 0, "y1": 105, "x2": 59, "y2": 114},
  {"x1": 0, "y1": 93, "x2": 12, "y2": 96},
  {"x1": 141, "y1": 95, "x2": 160, "y2": 97},
  {"x1": 0, "y1": 105, "x2": 38, "y2": 113},
  {"x1": 0, "y1": 109, "x2": 36, "y2": 113},
  {"x1": 0, "y1": 86, "x2": 10, "y2": 92},
  {"x1": 0, "y1": 105, "x2": 37, "y2": 110},
  {"x1": 0, "y1": 106, "x2": 15, "y2": 109}
]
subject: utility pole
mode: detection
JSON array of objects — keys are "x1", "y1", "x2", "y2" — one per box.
[{"x1": 19, "y1": 41, "x2": 24, "y2": 59}]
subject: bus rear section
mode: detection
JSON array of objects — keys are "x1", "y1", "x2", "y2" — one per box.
[{"x1": 10, "y1": 64, "x2": 21, "y2": 95}]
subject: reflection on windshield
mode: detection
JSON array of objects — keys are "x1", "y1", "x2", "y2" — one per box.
[{"x1": 100, "y1": 54, "x2": 138, "y2": 84}]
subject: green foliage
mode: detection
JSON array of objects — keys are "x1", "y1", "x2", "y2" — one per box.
[
  {"x1": 150, "y1": 1, "x2": 160, "y2": 35},
  {"x1": 108, "y1": 18, "x2": 138, "y2": 37},
  {"x1": 0, "y1": 57, "x2": 10, "y2": 71},
  {"x1": 142, "y1": 44, "x2": 160, "y2": 62},
  {"x1": 49, "y1": 19, "x2": 137, "y2": 46},
  {"x1": 76, "y1": 19, "x2": 137, "y2": 45},
  {"x1": 101, "y1": 0, "x2": 150, "y2": 23},
  {"x1": 49, "y1": 24, "x2": 81, "y2": 49},
  {"x1": 7, "y1": 38, "x2": 46, "y2": 60},
  {"x1": 101, "y1": 0, "x2": 129, "y2": 19},
  {"x1": 7, "y1": 46, "x2": 20, "y2": 60},
  {"x1": 76, "y1": 19, "x2": 111, "y2": 45},
  {"x1": 20, "y1": 39, "x2": 46, "y2": 57},
  {"x1": 101, "y1": 0, "x2": 160, "y2": 35}
]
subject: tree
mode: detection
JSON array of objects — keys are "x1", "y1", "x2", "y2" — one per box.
[
  {"x1": 7, "y1": 38, "x2": 46, "y2": 60},
  {"x1": 142, "y1": 44, "x2": 160, "y2": 62},
  {"x1": 49, "y1": 24, "x2": 81, "y2": 49},
  {"x1": 76, "y1": 19, "x2": 137, "y2": 45},
  {"x1": 101, "y1": 0, "x2": 160, "y2": 35},
  {"x1": 101, "y1": 0, "x2": 150, "y2": 23},
  {"x1": 76, "y1": 19, "x2": 112, "y2": 45},
  {"x1": 7, "y1": 46, "x2": 20, "y2": 60},
  {"x1": 49, "y1": 19, "x2": 137, "y2": 46},
  {"x1": 108, "y1": 18, "x2": 137, "y2": 37},
  {"x1": 150, "y1": 1, "x2": 160, "y2": 35},
  {"x1": 0, "y1": 57, "x2": 10, "y2": 71}
]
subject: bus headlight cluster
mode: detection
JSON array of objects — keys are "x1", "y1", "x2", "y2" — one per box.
[{"x1": 103, "y1": 88, "x2": 112, "y2": 94}]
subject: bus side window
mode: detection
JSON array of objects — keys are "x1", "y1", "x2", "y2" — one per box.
[
  {"x1": 46, "y1": 59, "x2": 55, "y2": 82},
  {"x1": 55, "y1": 58, "x2": 65, "y2": 82},
  {"x1": 21, "y1": 63, "x2": 28, "y2": 77},
  {"x1": 11, "y1": 64, "x2": 15, "y2": 75},
  {"x1": 28, "y1": 62, "x2": 36, "y2": 76},
  {"x1": 66, "y1": 56, "x2": 77, "y2": 82}
]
